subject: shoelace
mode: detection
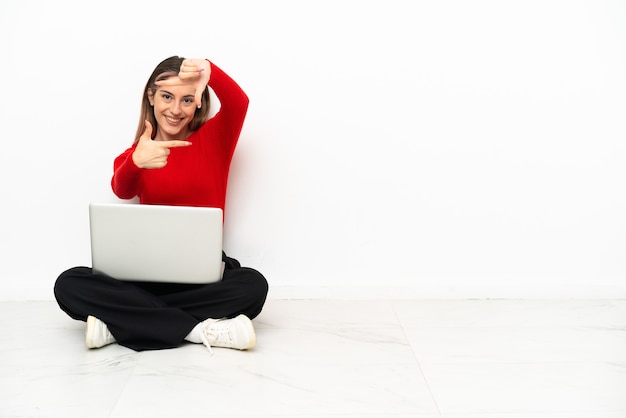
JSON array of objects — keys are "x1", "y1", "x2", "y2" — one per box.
[
  {"x1": 199, "y1": 319, "x2": 218, "y2": 355},
  {"x1": 200, "y1": 319, "x2": 233, "y2": 356},
  {"x1": 200, "y1": 332, "x2": 214, "y2": 355}
]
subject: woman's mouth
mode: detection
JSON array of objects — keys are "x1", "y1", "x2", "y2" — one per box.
[{"x1": 165, "y1": 116, "x2": 184, "y2": 125}]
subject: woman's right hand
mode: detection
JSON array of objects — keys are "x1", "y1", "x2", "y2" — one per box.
[{"x1": 132, "y1": 121, "x2": 191, "y2": 169}]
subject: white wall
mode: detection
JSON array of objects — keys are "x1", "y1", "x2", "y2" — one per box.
[{"x1": 1, "y1": 0, "x2": 625, "y2": 300}]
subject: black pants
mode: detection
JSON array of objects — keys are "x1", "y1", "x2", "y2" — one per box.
[{"x1": 54, "y1": 253, "x2": 268, "y2": 351}]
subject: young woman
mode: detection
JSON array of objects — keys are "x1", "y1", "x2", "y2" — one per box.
[{"x1": 54, "y1": 57, "x2": 268, "y2": 353}]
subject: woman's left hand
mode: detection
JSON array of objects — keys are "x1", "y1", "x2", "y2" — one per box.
[{"x1": 155, "y1": 58, "x2": 211, "y2": 108}]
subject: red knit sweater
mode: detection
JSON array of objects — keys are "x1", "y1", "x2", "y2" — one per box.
[{"x1": 111, "y1": 62, "x2": 249, "y2": 212}]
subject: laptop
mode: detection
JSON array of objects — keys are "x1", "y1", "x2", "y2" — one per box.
[{"x1": 89, "y1": 203, "x2": 224, "y2": 284}]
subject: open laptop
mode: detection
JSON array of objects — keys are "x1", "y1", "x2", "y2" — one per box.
[{"x1": 89, "y1": 203, "x2": 224, "y2": 284}]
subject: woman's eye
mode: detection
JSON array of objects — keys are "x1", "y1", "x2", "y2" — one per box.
[
  {"x1": 183, "y1": 98, "x2": 194, "y2": 104},
  {"x1": 162, "y1": 94, "x2": 172, "y2": 100}
]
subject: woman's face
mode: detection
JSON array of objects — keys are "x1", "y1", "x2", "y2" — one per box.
[{"x1": 148, "y1": 80, "x2": 197, "y2": 141}]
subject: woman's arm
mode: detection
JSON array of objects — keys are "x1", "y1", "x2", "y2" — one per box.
[
  {"x1": 111, "y1": 146, "x2": 142, "y2": 199},
  {"x1": 156, "y1": 59, "x2": 249, "y2": 139},
  {"x1": 208, "y1": 61, "x2": 249, "y2": 135}
]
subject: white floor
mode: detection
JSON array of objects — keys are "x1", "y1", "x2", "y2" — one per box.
[{"x1": 1, "y1": 298, "x2": 625, "y2": 418}]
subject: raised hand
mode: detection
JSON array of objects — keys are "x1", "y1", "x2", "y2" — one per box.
[
  {"x1": 155, "y1": 59, "x2": 211, "y2": 108},
  {"x1": 132, "y1": 120, "x2": 191, "y2": 169}
]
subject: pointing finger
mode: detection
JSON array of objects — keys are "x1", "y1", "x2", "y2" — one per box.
[{"x1": 162, "y1": 140, "x2": 192, "y2": 148}]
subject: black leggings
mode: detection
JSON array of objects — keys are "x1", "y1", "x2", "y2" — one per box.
[{"x1": 54, "y1": 253, "x2": 268, "y2": 351}]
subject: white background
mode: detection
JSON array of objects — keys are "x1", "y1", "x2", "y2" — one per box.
[{"x1": 1, "y1": 0, "x2": 625, "y2": 299}]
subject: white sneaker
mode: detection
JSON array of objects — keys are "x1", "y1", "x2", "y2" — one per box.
[
  {"x1": 200, "y1": 314, "x2": 256, "y2": 353},
  {"x1": 85, "y1": 315, "x2": 116, "y2": 349}
]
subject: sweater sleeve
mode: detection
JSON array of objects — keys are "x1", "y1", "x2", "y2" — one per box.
[
  {"x1": 204, "y1": 62, "x2": 250, "y2": 158},
  {"x1": 111, "y1": 145, "x2": 142, "y2": 200}
]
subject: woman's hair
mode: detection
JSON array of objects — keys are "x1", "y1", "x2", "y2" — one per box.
[{"x1": 134, "y1": 56, "x2": 211, "y2": 142}]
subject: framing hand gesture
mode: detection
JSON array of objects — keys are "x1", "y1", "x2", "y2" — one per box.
[
  {"x1": 132, "y1": 120, "x2": 191, "y2": 169},
  {"x1": 155, "y1": 59, "x2": 211, "y2": 108}
]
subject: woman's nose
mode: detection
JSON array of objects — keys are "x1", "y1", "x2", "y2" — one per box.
[{"x1": 171, "y1": 100, "x2": 182, "y2": 114}]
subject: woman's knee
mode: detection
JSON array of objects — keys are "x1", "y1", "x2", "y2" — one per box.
[
  {"x1": 241, "y1": 268, "x2": 268, "y2": 318},
  {"x1": 54, "y1": 266, "x2": 93, "y2": 320},
  {"x1": 55, "y1": 266, "x2": 90, "y2": 291},
  {"x1": 242, "y1": 267, "x2": 269, "y2": 299},
  {"x1": 222, "y1": 267, "x2": 268, "y2": 317}
]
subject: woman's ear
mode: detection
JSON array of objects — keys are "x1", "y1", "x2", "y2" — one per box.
[{"x1": 147, "y1": 88, "x2": 155, "y2": 106}]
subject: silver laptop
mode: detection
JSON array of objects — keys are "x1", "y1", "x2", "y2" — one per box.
[{"x1": 89, "y1": 203, "x2": 224, "y2": 284}]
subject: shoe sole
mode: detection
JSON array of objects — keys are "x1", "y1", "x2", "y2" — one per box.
[
  {"x1": 85, "y1": 315, "x2": 98, "y2": 349},
  {"x1": 236, "y1": 314, "x2": 256, "y2": 350}
]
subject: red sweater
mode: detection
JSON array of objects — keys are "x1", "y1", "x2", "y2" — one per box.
[{"x1": 111, "y1": 62, "x2": 249, "y2": 212}]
